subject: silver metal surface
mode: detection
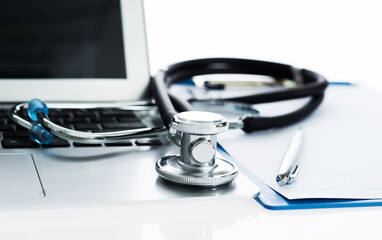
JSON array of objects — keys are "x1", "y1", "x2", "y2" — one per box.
[
  {"x1": 171, "y1": 111, "x2": 228, "y2": 135},
  {"x1": 276, "y1": 128, "x2": 304, "y2": 186},
  {"x1": 10, "y1": 102, "x2": 168, "y2": 144},
  {"x1": 43, "y1": 118, "x2": 167, "y2": 144},
  {"x1": 157, "y1": 111, "x2": 239, "y2": 187},
  {"x1": 228, "y1": 118, "x2": 245, "y2": 129},
  {"x1": 189, "y1": 138, "x2": 215, "y2": 163},
  {"x1": 180, "y1": 133, "x2": 217, "y2": 167},
  {"x1": 9, "y1": 103, "x2": 244, "y2": 145},
  {"x1": 9, "y1": 103, "x2": 242, "y2": 192},
  {"x1": 0, "y1": 153, "x2": 44, "y2": 201},
  {"x1": 0, "y1": 144, "x2": 260, "y2": 209},
  {"x1": 9, "y1": 103, "x2": 33, "y2": 130},
  {"x1": 3, "y1": 103, "x2": 258, "y2": 209},
  {"x1": 156, "y1": 155, "x2": 239, "y2": 187},
  {"x1": 170, "y1": 111, "x2": 228, "y2": 168}
]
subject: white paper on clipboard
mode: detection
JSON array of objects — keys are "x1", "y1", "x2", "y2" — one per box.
[{"x1": 219, "y1": 85, "x2": 382, "y2": 200}]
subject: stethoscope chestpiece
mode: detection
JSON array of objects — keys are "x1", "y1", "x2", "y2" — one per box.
[{"x1": 156, "y1": 111, "x2": 238, "y2": 187}]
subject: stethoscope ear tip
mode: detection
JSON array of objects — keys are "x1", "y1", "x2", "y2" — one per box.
[
  {"x1": 28, "y1": 98, "x2": 49, "y2": 121},
  {"x1": 30, "y1": 123, "x2": 54, "y2": 145},
  {"x1": 26, "y1": 99, "x2": 54, "y2": 145}
]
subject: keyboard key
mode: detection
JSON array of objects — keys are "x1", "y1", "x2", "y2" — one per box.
[
  {"x1": 116, "y1": 116, "x2": 141, "y2": 123},
  {"x1": 49, "y1": 117, "x2": 64, "y2": 124},
  {"x1": 100, "y1": 110, "x2": 135, "y2": 117},
  {"x1": 2, "y1": 138, "x2": 39, "y2": 148},
  {"x1": 73, "y1": 142, "x2": 102, "y2": 147},
  {"x1": 74, "y1": 123, "x2": 100, "y2": 131},
  {"x1": 105, "y1": 141, "x2": 133, "y2": 147},
  {"x1": 3, "y1": 131, "x2": 30, "y2": 138},
  {"x1": 102, "y1": 122, "x2": 146, "y2": 130},
  {"x1": 64, "y1": 117, "x2": 89, "y2": 124},
  {"x1": 15, "y1": 124, "x2": 30, "y2": 132},
  {"x1": 135, "y1": 138, "x2": 163, "y2": 146},
  {"x1": 0, "y1": 125, "x2": 15, "y2": 131},
  {"x1": 74, "y1": 110, "x2": 97, "y2": 118},
  {"x1": 90, "y1": 116, "x2": 116, "y2": 123},
  {"x1": 49, "y1": 111, "x2": 72, "y2": 118},
  {"x1": 60, "y1": 108, "x2": 76, "y2": 112},
  {"x1": 42, "y1": 138, "x2": 70, "y2": 148},
  {"x1": 0, "y1": 109, "x2": 8, "y2": 117}
]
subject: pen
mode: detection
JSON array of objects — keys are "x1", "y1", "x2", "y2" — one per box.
[{"x1": 276, "y1": 128, "x2": 304, "y2": 186}]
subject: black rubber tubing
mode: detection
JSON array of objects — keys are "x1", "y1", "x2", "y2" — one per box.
[{"x1": 151, "y1": 58, "x2": 328, "y2": 132}]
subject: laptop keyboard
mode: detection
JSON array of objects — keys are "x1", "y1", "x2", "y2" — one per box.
[{"x1": 0, "y1": 108, "x2": 164, "y2": 149}]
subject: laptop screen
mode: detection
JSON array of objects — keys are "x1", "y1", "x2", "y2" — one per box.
[{"x1": 0, "y1": 0, "x2": 126, "y2": 79}]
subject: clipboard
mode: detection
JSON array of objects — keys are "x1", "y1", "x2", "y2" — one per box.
[
  {"x1": 219, "y1": 146, "x2": 382, "y2": 210},
  {"x1": 216, "y1": 83, "x2": 382, "y2": 210}
]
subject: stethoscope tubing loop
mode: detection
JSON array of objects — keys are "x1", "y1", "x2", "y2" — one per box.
[{"x1": 152, "y1": 58, "x2": 329, "y2": 133}]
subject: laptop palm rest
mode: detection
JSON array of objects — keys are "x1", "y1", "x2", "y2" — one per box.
[{"x1": 0, "y1": 153, "x2": 45, "y2": 202}]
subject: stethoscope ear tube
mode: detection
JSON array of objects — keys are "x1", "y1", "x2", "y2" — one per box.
[{"x1": 150, "y1": 70, "x2": 178, "y2": 128}]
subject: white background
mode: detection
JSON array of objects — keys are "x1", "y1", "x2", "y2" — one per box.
[{"x1": 144, "y1": 0, "x2": 382, "y2": 93}]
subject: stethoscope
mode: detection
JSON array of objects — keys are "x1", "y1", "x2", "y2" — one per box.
[{"x1": 9, "y1": 58, "x2": 328, "y2": 187}]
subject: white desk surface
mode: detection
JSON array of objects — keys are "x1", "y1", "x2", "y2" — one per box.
[
  {"x1": 3, "y1": 1, "x2": 382, "y2": 239},
  {"x1": 1, "y1": 198, "x2": 382, "y2": 239}
]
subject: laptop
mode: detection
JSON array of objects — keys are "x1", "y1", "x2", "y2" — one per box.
[{"x1": 0, "y1": 0, "x2": 259, "y2": 210}]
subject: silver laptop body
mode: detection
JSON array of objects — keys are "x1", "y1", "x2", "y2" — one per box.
[{"x1": 0, "y1": 0, "x2": 258, "y2": 210}]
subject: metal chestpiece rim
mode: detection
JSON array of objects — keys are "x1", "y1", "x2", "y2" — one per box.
[
  {"x1": 156, "y1": 155, "x2": 239, "y2": 187},
  {"x1": 170, "y1": 111, "x2": 228, "y2": 135}
]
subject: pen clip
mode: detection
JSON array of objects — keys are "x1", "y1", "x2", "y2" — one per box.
[{"x1": 287, "y1": 165, "x2": 299, "y2": 184}]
